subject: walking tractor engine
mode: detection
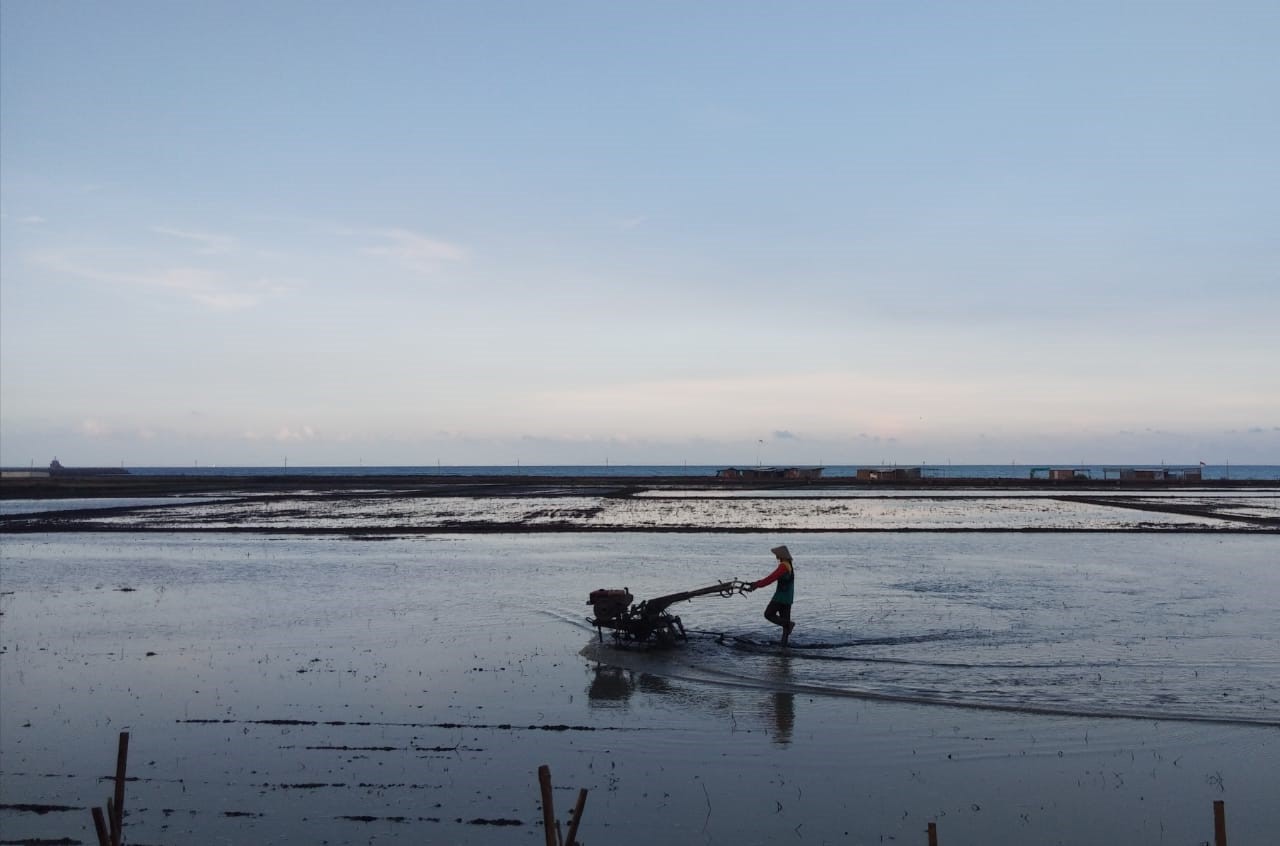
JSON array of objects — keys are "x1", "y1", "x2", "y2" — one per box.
[{"x1": 587, "y1": 580, "x2": 752, "y2": 645}]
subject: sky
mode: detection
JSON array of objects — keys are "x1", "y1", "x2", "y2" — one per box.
[{"x1": 2, "y1": 1, "x2": 1277, "y2": 468}]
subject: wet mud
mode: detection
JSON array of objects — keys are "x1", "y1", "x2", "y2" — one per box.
[{"x1": 3, "y1": 486, "x2": 1276, "y2": 533}]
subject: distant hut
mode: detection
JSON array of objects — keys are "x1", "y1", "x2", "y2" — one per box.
[
  {"x1": 1104, "y1": 466, "x2": 1203, "y2": 482},
  {"x1": 1030, "y1": 468, "x2": 1092, "y2": 481},
  {"x1": 856, "y1": 467, "x2": 922, "y2": 481},
  {"x1": 717, "y1": 466, "x2": 824, "y2": 481}
]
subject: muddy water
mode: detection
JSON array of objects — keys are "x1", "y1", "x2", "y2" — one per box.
[{"x1": 2, "y1": 531, "x2": 1278, "y2": 844}]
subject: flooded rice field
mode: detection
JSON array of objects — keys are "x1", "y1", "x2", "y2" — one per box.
[
  {"x1": 1, "y1": 491, "x2": 1278, "y2": 844},
  {"x1": 3, "y1": 487, "x2": 1278, "y2": 532}
]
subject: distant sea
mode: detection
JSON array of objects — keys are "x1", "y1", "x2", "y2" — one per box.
[{"x1": 115, "y1": 463, "x2": 1280, "y2": 481}]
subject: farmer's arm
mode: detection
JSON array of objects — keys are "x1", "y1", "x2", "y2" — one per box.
[{"x1": 753, "y1": 561, "x2": 789, "y2": 590}]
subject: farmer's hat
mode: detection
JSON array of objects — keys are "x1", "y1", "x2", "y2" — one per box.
[{"x1": 770, "y1": 545, "x2": 792, "y2": 561}]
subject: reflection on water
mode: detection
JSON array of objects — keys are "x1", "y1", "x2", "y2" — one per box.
[
  {"x1": 586, "y1": 665, "x2": 682, "y2": 708},
  {"x1": 588, "y1": 665, "x2": 637, "y2": 706},
  {"x1": 765, "y1": 654, "x2": 795, "y2": 745},
  {"x1": 587, "y1": 654, "x2": 797, "y2": 746}
]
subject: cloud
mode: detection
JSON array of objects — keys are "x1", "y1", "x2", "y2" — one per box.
[
  {"x1": 528, "y1": 371, "x2": 995, "y2": 440},
  {"x1": 150, "y1": 267, "x2": 261, "y2": 309},
  {"x1": 152, "y1": 226, "x2": 237, "y2": 255},
  {"x1": 360, "y1": 228, "x2": 467, "y2": 275},
  {"x1": 80, "y1": 419, "x2": 112, "y2": 437},
  {"x1": 274, "y1": 425, "x2": 318, "y2": 442},
  {"x1": 239, "y1": 425, "x2": 319, "y2": 442},
  {"x1": 32, "y1": 251, "x2": 289, "y2": 310}
]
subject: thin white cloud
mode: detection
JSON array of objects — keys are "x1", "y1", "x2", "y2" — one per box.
[
  {"x1": 31, "y1": 251, "x2": 288, "y2": 310},
  {"x1": 523, "y1": 369, "x2": 1177, "y2": 442},
  {"x1": 79, "y1": 418, "x2": 112, "y2": 437},
  {"x1": 360, "y1": 228, "x2": 467, "y2": 275},
  {"x1": 151, "y1": 226, "x2": 237, "y2": 255},
  {"x1": 274, "y1": 425, "x2": 318, "y2": 442}
]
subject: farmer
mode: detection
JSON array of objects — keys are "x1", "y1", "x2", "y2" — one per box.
[{"x1": 746, "y1": 545, "x2": 796, "y2": 645}]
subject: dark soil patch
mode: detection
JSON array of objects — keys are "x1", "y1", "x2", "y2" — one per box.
[{"x1": 0, "y1": 803, "x2": 81, "y2": 814}]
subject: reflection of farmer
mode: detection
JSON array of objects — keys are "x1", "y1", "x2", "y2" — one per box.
[
  {"x1": 768, "y1": 654, "x2": 795, "y2": 745},
  {"x1": 747, "y1": 545, "x2": 796, "y2": 645}
]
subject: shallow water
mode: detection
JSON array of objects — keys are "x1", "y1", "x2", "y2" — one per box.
[
  {"x1": 582, "y1": 533, "x2": 1280, "y2": 725},
  {"x1": 0, "y1": 495, "x2": 227, "y2": 516},
  {"x1": 2, "y1": 532, "x2": 1277, "y2": 844}
]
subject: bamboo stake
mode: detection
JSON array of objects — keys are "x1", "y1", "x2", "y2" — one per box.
[
  {"x1": 91, "y1": 807, "x2": 111, "y2": 846},
  {"x1": 565, "y1": 787, "x2": 589, "y2": 846},
  {"x1": 927, "y1": 821, "x2": 938, "y2": 846},
  {"x1": 111, "y1": 731, "x2": 129, "y2": 846},
  {"x1": 1214, "y1": 800, "x2": 1227, "y2": 846},
  {"x1": 538, "y1": 765, "x2": 558, "y2": 846}
]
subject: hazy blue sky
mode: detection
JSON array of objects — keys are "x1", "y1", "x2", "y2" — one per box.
[{"x1": 2, "y1": 1, "x2": 1277, "y2": 467}]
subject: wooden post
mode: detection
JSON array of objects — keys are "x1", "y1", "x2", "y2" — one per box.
[
  {"x1": 111, "y1": 731, "x2": 129, "y2": 846},
  {"x1": 91, "y1": 807, "x2": 111, "y2": 846},
  {"x1": 1214, "y1": 800, "x2": 1227, "y2": 846},
  {"x1": 538, "y1": 765, "x2": 558, "y2": 846},
  {"x1": 927, "y1": 821, "x2": 938, "y2": 846},
  {"x1": 565, "y1": 787, "x2": 589, "y2": 846}
]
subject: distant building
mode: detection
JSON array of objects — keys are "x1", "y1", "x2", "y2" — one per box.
[
  {"x1": 1103, "y1": 467, "x2": 1203, "y2": 482},
  {"x1": 717, "y1": 466, "x2": 824, "y2": 481},
  {"x1": 1030, "y1": 468, "x2": 1093, "y2": 481},
  {"x1": 855, "y1": 467, "x2": 922, "y2": 481},
  {"x1": 1095, "y1": 465, "x2": 1203, "y2": 478}
]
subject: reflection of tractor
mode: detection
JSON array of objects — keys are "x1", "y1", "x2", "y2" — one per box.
[{"x1": 587, "y1": 580, "x2": 751, "y2": 645}]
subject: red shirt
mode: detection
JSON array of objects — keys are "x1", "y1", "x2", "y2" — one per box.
[{"x1": 754, "y1": 559, "x2": 793, "y2": 590}]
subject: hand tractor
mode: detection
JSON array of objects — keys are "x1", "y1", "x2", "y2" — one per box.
[{"x1": 587, "y1": 580, "x2": 752, "y2": 645}]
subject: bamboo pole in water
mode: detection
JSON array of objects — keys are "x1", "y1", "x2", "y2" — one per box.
[
  {"x1": 1214, "y1": 800, "x2": 1228, "y2": 846},
  {"x1": 87, "y1": 732, "x2": 130, "y2": 846},
  {"x1": 538, "y1": 765, "x2": 558, "y2": 846},
  {"x1": 927, "y1": 821, "x2": 938, "y2": 845},
  {"x1": 566, "y1": 788, "x2": 589, "y2": 846},
  {"x1": 91, "y1": 807, "x2": 110, "y2": 846},
  {"x1": 111, "y1": 732, "x2": 129, "y2": 846}
]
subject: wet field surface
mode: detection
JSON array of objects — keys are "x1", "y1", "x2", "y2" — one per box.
[
  {"x1": 2, "y1": 490, "x2": 1278, "y2": 844},
  {"x1": 3, "y1": 485, "x2": 1278, "y2": 532}
]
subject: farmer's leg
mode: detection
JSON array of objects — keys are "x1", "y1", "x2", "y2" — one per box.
[{"x1": 777, "y1": 603, "x2": 794, "y2": 645}]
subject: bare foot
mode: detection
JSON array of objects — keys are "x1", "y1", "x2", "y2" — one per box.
[{"x1": 782, "y1": 621, "x2": 795, "y2": 645}]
